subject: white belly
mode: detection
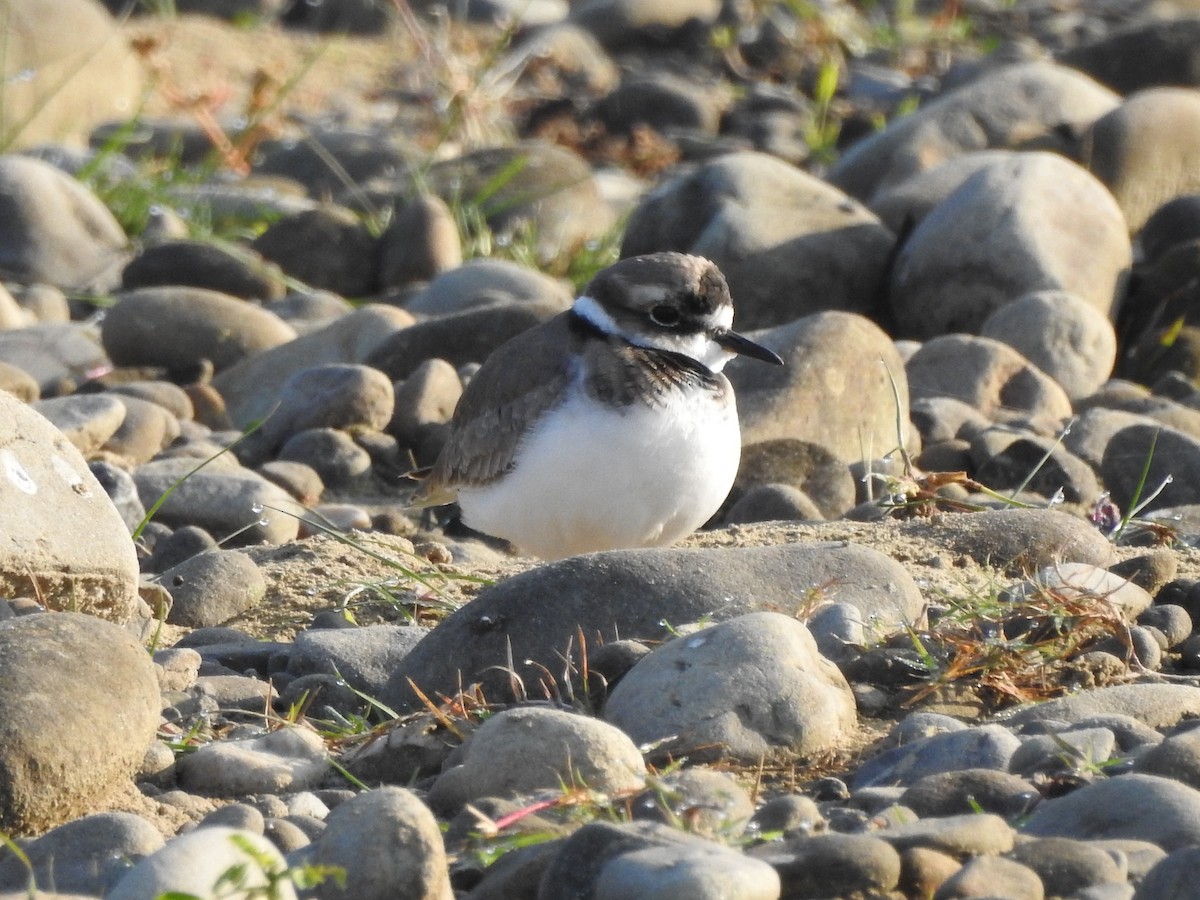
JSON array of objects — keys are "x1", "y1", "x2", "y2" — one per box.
[{"x1": 457, "y1": 386, "x2": 741, "y2": 560}]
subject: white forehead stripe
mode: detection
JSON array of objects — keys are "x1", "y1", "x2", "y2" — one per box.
[
  {"x1": 573, "y1": 294, "x2": 621, "y2": 335},
  {"x1": 571, "y1": 293, "x2": 735, "y2": 373}
]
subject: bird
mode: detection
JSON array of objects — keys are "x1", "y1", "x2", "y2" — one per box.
[{"x1": 411, "y1": 251, "x2": 784, "y2": 560}]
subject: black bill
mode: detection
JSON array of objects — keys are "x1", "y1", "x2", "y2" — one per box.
[{"x1": 715, "y1": 329, "x2": 785, "y2": 365}]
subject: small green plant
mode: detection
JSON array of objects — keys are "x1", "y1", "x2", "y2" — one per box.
[
  {"x1": 1043, "y1": 731, "x2": 1124, "y2": 777},
  {"x1": 464, "y1": 828, "x2": 562, "y2": 869},
  {"x1": 133, "y1": 0, "x2": 178, "y2": 16},
  {"x1": 804, "y1": 56, "x2": 842, "y2": 164},
  {"x1": 1106, "y1": 428, "x2": 1175, "y2": 545},
  {"x1": 78, "y1": 136, "x2": 289, "y2": 243},
  {"x1": 0, "y1": 830, "x2": 35, "y2": 900}
]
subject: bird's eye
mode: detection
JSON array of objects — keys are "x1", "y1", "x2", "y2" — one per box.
[{"x1": 650, "y1": 305, "x2": 680, "y2": 326}]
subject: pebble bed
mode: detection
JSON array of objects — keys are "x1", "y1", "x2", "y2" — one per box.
[{"x1": 6, "y1": 1, "x2": 1200, "y2": 899}]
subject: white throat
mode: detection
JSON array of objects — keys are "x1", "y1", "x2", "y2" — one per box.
[{"x1": 572, "y1": 294, "x2": 735, "y2": 373}]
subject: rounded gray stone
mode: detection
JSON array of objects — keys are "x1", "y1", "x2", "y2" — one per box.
[
  {"x1": 378, "y1": 193, "x2": 462, "y2": 290},
  {"x1": 906, "y1": 333, "x2": 1073, "y2": 423},
  {"x1": 101, "y1": 394, "x2": 181, "y2": 463},
  {"x1": 133, "y1": 458, "x2": 301, "y2": 546},
  {"x1": 605, "y1": 611, "x2": 856, "y2": 763},
  {"x1": 0, "y1": 155, "x2": 129, "y2": 292},
  {"x1": 1086, "y1": 88, "x2": 1200, "y2": 232},
  {"x1": 366, "y1": 299, "x2": 563, "y2": 381},
  {"x1": 932, "y1": 854, "x2": 1042, "y2": 900},
  {"x1": 1102, "y1": 423, "x2": 1200, "y2": 514},
  {"x1": 176, "y1": 727, "x2": 327, "y2": 798},
  {"x1": 725, "y1": 438, "x2": 856, "y2": 521},
  {"x1": 981, "y1": 290, "x2": 1117, "y2": 400},
  {"x1": 853, "y1": 725, "x2": 1021, "y2": 790},
  {"x1": 724, "y1": 483, "x2": 821, "y2": 524},
  {"x1": 112, "y1": 377, "x2": 196, "y2": 420},
  {"x1": 889, "y1": 152, "x2": 1129, "y2": 338},
  {"x1": 748, "y1": 794, "x2": 824, "y2": 837},
  {"x1": 1002, "y1": 684, "x2": 1200, "y2": 732},
  {"x1": 969, "y1": 429, "x2": 1099, "y2": 505},
  {"x1": 0, "y1": 613, "x2": 160, "y2": 834},
  {"x1": 121, "y1": 238, "x2": 285, "y2": 300},
  {"x1": 1008, "y1": 836, "x2": 1126, "y2": 897},
  {"x1": 146, "y1": 524, "x2": 218, "y2": 574},
  {"x1": 1064, "y1": 407, "x2": 1166, "y2": 475},
  {"x1": 1134, "y1": 727, "x2": 1200, "y2": 790},
  {"x1": 277, "y1": 427, "x2": 372, "y2": 488},
  {"x1": 198, "y1": 802, "x2": 265, "y2": 833},
  {"x1": 635, "y1": 767, "x2": 754, "y2": 838},
  {"x1": 910, "y1": 395, "x2": 992, "y2": 445},
  {"x1": 748, "y1": 833, "x2": 901, "y2": 898},
  {"x1": 830, "y1": 61, "x2": 1118, "y2": 202},
  {"x1": 938, "y1": 508, "x2": 1116, "y2": 575},
  {"x1": 0, "y1": 323, "x2": 108, "y2": 396},
  {"x1": 900, "y1": 769, "x2": 1038, "y2": 818},
  {"x1": 428, "y1": 707, "x2": 645, "y2": 813},
  {"x1": 303, "y1": 787, "x2": 449, "y2": 900},
  {"x1": 388, "y1": 357, "x2": 462, "y2": 462},
  {"x1": 878, "y1": 812, "x2": 1016, "y2": 858},
  {"x1": 0, "y1": 811, "x2": 163, "y2": 895},
  {"x1": 595, "y1": 842, "x2": 781, "y2": 900},
  {"x1": 424, "y1": 142, "x2": 613, "y2": 267},
  {"x1": 869, "y1": 149, "x2": 1016, "y2": 234},
  {"x1": 107, "y1": 827, "x2": 296, "y2": 900},
  {"x1": 1008, "y1": 727, "x2": 1118, "y2": 777},
  {"x1": 211, "y1": 305, "x2": 414, "y2": 430},
  {"x1": 102, "y1": 287, "x2": 297, "y2": 374},
  {"x1": 289, "y1": 624, "x2": 428, "y2": 695},
  {"x1": 161, "y1": 550, "x2": 266, "y2": 628},
  {"x1": 1134, "y1": 847, "x2": 1200, "y2": 900},
  {"x1": 31, "y1": 394, "x2": 127, "y2": 456},
  {"x1": 259, "y1": 363, "x2": 394, "y2": 449},
  {"x1": 622, "y1": 152, "x2": 895, "y2": 329},
  {"x1": 251, "y1": 204, "x2": 378, "y2": 297},
  {"x1": 726, "y1": 311, "x2": 915, "y2": 465},
  {"x1": 539, "y1": 820, "x2": 758, "y2": 900},
  {"x1": 1021, "y1": 773, "x2": 1200, "y2": 851},
  {"x1": 403, "y1": 257, "x2": 572, "y2": 317},
  {"x1": 1060, "y1": 16, "x2": 1200, "y2": 94}
]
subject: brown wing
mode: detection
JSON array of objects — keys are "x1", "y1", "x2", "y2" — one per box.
[{"x1": 413, "y1": 313, "x2": 578, "y2": 505}]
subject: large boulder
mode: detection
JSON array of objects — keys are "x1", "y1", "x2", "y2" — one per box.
[
  {"x1": 829, "y1": 62, "x2": 1119, "y2": 202},
  {"x1": 621, "y1": 152, "x2": 894, "y2": 328},
  {"x1": 0, "y1": 156, "x2": 129, "y2": 293},
  {"x1": 0, "y1": 613, "x2": 160, "y2": 835},
  {"x1": 0, "y1": 391, "x2": 139, "y2": 621}
]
